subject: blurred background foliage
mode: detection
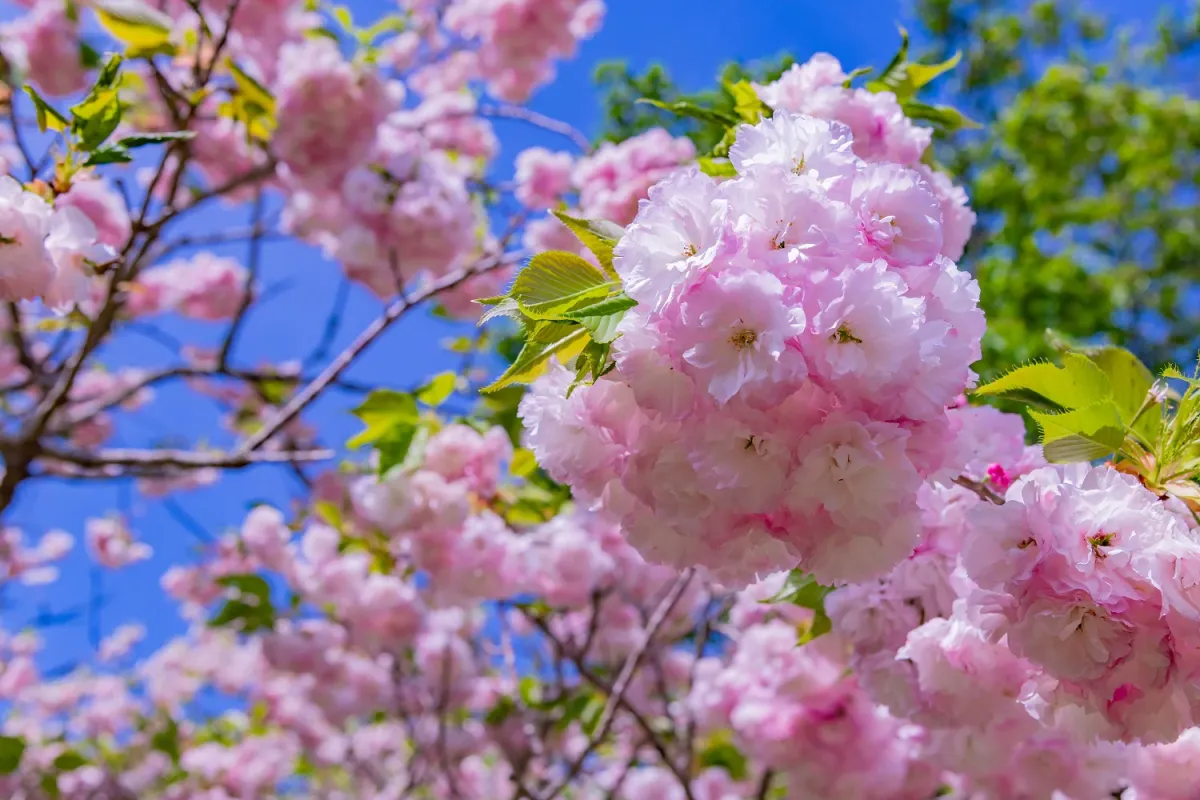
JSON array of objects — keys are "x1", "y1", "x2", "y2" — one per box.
[{"x1": 592, "y1": 0, "x2": 1200, "y2": 378}]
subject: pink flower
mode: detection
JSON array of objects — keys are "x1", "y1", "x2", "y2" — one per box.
[
  {"x1": 514, "y1": 147, "x2": 574, "y2": 209},
  {"x1": 1, "y1": 3, "x2": 87, "y2": 97},
  {"x1": 0, "y1": 176, "x2": 55, "y2": 301},
  {"x1": 851, "y1": 163, "x2": 943, "y2": 266},
  {"x1": 86, "y1": 518, "x2": 152, "y2": 569}
]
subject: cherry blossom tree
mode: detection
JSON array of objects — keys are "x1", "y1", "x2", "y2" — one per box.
[{"x1": 0, "y1": 2, "x2": 1198, "y2": 799}]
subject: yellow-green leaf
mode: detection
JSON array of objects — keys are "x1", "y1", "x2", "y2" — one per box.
[
  {"x1": 975, "y1": 354, "x2": 1111, "y2": 411},
  {"x1": 726, "y1": 79, "x2": 768, "y2": 123},
  {"x1": 347, "y1": 390, "x2": 418, "y2": 449},
  {"x1": 483, "y1": 322, "x2": 588, "y2": 393},
  {"x1": 1031, "y1": 400, "x2": 1125, "y2": 463},
  {"x1": 416, "y1": 371, "x2": 457, "y2": 407},
  {"x1": 550, "y1": 212, "x2": 624, "y2": 279},
  {"x1": 509, "y1": 251, "x2": 611, "y2": 319},
  {"x1": 93, "y1": 0, "x2": 175, "y2": 56},
  {"x1": 23, "y1": 86, "x2": 68, "y2": 133},
  {"x1": 510, "y1": 448, "x2": 537, "y2": 478}
]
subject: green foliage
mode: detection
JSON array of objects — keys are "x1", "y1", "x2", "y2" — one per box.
[
  {"x1": 696, "y1": 731, "x2": 749, "y2": 781},
  {"x1": 975, "y1": 346, "x2": 1157, "y2": 463},
  {"x1": 914, "y1": 0, "x2": 1200, "y2": 374},
  {"x1": 209, "y1": 573, "x2": 276, "y2": 633},
  {"x1": 478, "y1": 221, "x2": 640, "y2": 395},
  {"x1": 220, "y1": 58, "x2": 277, "y2": 143},
  {"x1": 93, "y1": 0, "x2": 175, "y2": 58},
  {"x1": 0, "y1": 736, "x2": 25, "y2": 775},
  {"x1": 348, "y1": 390, "x2": 419, "y2": 450},
  {"x1": 763, "y1": 570, "x2": 833, "y2": 642}
]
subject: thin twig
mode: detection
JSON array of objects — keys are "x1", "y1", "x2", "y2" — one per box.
[
  {"x1": 41, "y1": 443, "x2": 334, "y2": 470},
  {"x1": 952, "y1": 475, "x2": 1005, "y2": 504},
  {"x1": 480, "y1": 104, "x2": 593, "y2": 153},
  {"x1": 236, "y1": 253, "x2": 516, "y2": 454}
]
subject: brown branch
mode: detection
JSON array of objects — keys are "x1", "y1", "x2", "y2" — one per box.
[
  {"x1": 539, "y1": 569, "x2": 696, "y2": 800},
  {"x1": 952, "y1": 475, "x2": 1005, "y2": 504},
  {"x1": 41, "y1": 444, "x2": 334, "y2": 470},
  {"x1": 235, "y1": 253, "x2": 516, "y2": 455},
  {"x1": 479, "y1": 104, "x2": 593, "y2": 153}
]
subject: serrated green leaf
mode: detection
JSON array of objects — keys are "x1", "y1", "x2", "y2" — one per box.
[
  {"x1": 96, "y1": 53, "x2": 123, "y2": 88},
  {"x1": 1030, "y1": 400, "x2": 1124, "y2": 463},
  {"x1": 975, "y1": 355, "x2": 1111, "y2": 411},
  {"x1": 416, "y1": 371, "x2": 457, "y2": 407},
  {"x1": 0, "y1": 736, "x2": 25, "y2": 775},
  {"x1": 1043, "y1": 435, "x2": 1122, "y2": 463},
  {"x1": 561, "y1": 293, "x2": 637, "y2": 344},
  {"x1": 482, "y1": 322, "x2": 588, "y2": 394},
  {"x1": 1163, "y1": 365, "x2": 1191, "y2": 381},
  {"x1": 23, "y1": 86, "x2": 68, "y2": 133},
  {"x1": 348, "y1": 390, "x2": 418, "y2": 449},
  {"x1": 550, "y1": 212, "x2": 624, "y2": 279},
  {"x1": 509, "y1": 251, "x2": 611, "y2": 319},
  {"x1": 1084, "y1": 346, "x2": 1154, "y2": 426},
  {"x1": 117, "y1": 131, "x2": 196, "y2": 149}
]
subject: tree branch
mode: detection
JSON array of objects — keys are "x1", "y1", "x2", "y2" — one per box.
[{"x1": 236, "y1": 253, "x2": 517, "y2": 455}]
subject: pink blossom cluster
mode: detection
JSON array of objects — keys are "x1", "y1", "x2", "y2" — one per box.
[
  {"x1": 126, "y1": 253, "x2": 251, "y2": 320},
  {"x1": 519, "y1": 129, "x2": 698, "y2": 257},
  {"x1": 0, "y1": 177, "x2": 113, "y2": 309},
  {"x1": 440, "y1": 0, "x2": 605, "y2": 102},
  {"x1": 0, "y1": 0, "x2": 87, "y2": 98},
  {"x1": 755, "y1": 53, "x2": 976, "y2": 258},
  {"x1": 522, "y1": 111, "x2": 984, "y2": 587}
]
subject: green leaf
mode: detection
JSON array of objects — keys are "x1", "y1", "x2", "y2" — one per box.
[
  {"x1": 150, "y1": 717, "x2": 180, "y2": 764},
  {"x1": 23, "y1": 86, "x2": 69, "y2": 133},
  {"x1": 376, "y1": 421, "x2": 424, "y2": 478},
  {"x1": 561, "y1": 293, "x2": 637, "y2": 344},
  {"x1": 510, "y1": 448, "x2": 538, "y2": 478},
  {"x1": 709, "y1": 124, "x2": 739, "y2": 159},
  {"x1": 635, "y1": 97, "x2": 738, "y2": 127},
  {"x1": 96, "y1": 53, "x2": 124, "y2": 88},
  {"x1": 974, "y1": 355, "x2": 1111, "y2": 411},
  {"x1": 52, "y1": 751, "x2": 87, "y2": 772},
  {"x1": 725, "y1": 79, "x2": 768, "y2": 123},
  {"x1": 215, "y1": 573, "x2": 271, "y2": 603},
  {"x1": 509, "y1": 251, "x2": 611, "y2": 319},
  {"x1": 697, "y1": 732, "x2": 748, "y2": 781},
  {"x1": 71, "y1": 87, "x2": 123, "y2": 151},
  {"x1": 416, "y1": 371, "x2": 457, "y2": 407},
  {"x1": 1031, "y1": 400, "x2": 1125, "y2": 463},
  {"x1": 697, "y1": 156, "x2": 737, "y2": 178},
  {"x1": 93, "y1": 0, "x2": 175, "y2": 57},
  {"x1": 549, "y1": 212, "x2": 624, "y2": 279},
  {"x1": 80, "y1": 42, "x2": 104, "y2": 70},
  {"x1": 482, "y1": 322, "x2": 588, "y2": 394},
  {"x1": 227, "y1": 59, "x2": 276, "y2": 117},
  {"x1": 82, "y1": 146, "x2": 133, "y2": 166},
  {"x1": 905, "y1": 51, "x2": 963, "y2": 90},
  {"x1": 0, "y1": 736, "x2": 25, "y2": 775},
  {"x1": 841, "y1": 65, "x2": 873, "y2": 88},
  {"x1": 332, "y1": 3, "x2": 353, "y2": 29},
  {"x1": 117, "y1": 131, "x2": 196, "y2": 149},
  {"x1": 1084, "y1": 346, "x2": 1155, "y2": 427},
  {"x1": 568, "y1": 339, "x2": 614, "y2": 397},
  {"x1": 348, "y1": 390, "x2": 418, "y2": 449},
  {"x1": 901, "y1": 100, "x2": 981, "y2": 131},
  {"x1": 484, "y1": 696, "x2": 517, "y2": 726},
  {"x1": 877, "y1": 25, "x2": 910, "y2": 83},
  {"x1": 764, "y1": 570, "x2": 833, "y2": 640}
]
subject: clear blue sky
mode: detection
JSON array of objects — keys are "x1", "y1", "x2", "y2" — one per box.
[{"x1": 4, "y1": 0, "x2": 1181, "y2": 673}]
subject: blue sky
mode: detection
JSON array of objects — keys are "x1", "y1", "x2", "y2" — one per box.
[{"x1": 3, "y1": 0, "x2": 1184, "y2": 672}]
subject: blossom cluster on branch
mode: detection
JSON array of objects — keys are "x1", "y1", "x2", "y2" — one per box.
[{"x1": 0, "y1": 0, "x2": 1196, "y2": 798}]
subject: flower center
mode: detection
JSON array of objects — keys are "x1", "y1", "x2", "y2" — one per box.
[
  {"x1": 1088, "y1": 532, "x2": 1115, "y2": 559},
  {"x1": 729, "y1": 328, "x2": 758, "y2": 350},
  {"x1": 831, "y1": 323, "x2": 862, "y2": 344},
  {"x1": 682, "y1": 243, "x2": 698, "y2": 258},
  {"x1": 791, "y1": 155, "x2": 807, "y2": 176}
]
